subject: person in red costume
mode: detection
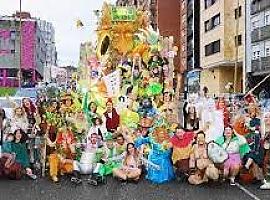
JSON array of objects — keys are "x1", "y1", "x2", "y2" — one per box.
[
  {"x1": 102, "y1": 98, "x2": 120, "y2": 134},
  {"x1": 168, "y1": 127, "x2": 196, "y2": 181}
]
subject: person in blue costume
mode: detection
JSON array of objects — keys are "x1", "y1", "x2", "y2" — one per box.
[
  {"x1": 135, "y1": 127, "x2": 175, "y2": 184},
  {"x1": 137, "y1": 98, "x2": 158, "y2": 118}
]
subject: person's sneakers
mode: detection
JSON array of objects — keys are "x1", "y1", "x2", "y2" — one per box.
[
  {"x1": 28, "y1": 174, "x2": 37, "y2": 180},
  {"x1": 52, "y1": 176, "x2": 59, "y2": 183},
  {"x1": 71, "y1": 177, "x2": 82, "y2": 185},
  {"x1": 87, "y1": 179, "x2": 98, "y2": 186},
  {"x1": 260, "y1": 182, "x2": 270, "y2": 190},
  {"x1": 230, "y1": 177, "x2": 236, "y2": 186}
]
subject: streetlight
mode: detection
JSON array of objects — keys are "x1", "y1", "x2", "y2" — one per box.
[{"x1": 18, "y1": 0, "x2": 22, "y2": 89}]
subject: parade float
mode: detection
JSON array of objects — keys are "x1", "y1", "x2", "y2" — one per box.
[{"x1": 77, "y1": 2, "x2": 179, "y2": 122}]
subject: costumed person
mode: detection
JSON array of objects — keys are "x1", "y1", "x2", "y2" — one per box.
[
  {"x1": 216, "y1": 97, "x2": 230, "y2": 128},
  {"x1": 135, "y1": 127, "x2": 175, "y2": 184},
  {"x1": 185, "y1": 95, "x2": 199, "y2": 130},
  {"x1": 137, "y1": 98, "x2": 158, "y2": 118},
  {"x1": 261, "y1": 111, "x2": 270, "y2": 189},
  {"x1": 188, "y1": 131, "x2": 219, "y2": 185},
  {"x1": 0, "y1": 133, "x2": 22, "y2": 180},
  {"x1": 201, "y1": 98, "x2": 224, "y2": 143},
  {"x1": 115, "y1": 134, "x2": 127, "y2": 156},
  {"x1": 102, "y1": 61, "x2": 114, "y2": 76},
  {"x1": 168, "y1": 127, "x2": 195, "y2": 181},
  {"x1": 0, "y1": 108, "x2": 10, "y2": 144},
  {"x1": 242, "y1": 104, "x2": 264, "y2": 182},
  {"x1": 2, "y1": 129, "x2": 37, "y2": 180},
  {"x1": 102, "y1": 98, "x2": 120, "y2": 134},
  {"x1": 67, "y1": 109, "x2": 88, "y2": 144},
  {"x1": 71, "y1": 132, "x2": 104, "y2": 185},
  {"x1": 131, "y1": 53, "x2": 144, "y2": 84},
  {"x1": 233, "y1": 115, "x2": 250, "y2": 136},
  {"x1": 47, "y1": 123, "x2": 76, "y2": 183},
  {"x1": 88, "y1": 117, "x2": 107, "y2": 139},
  {"x1": 60, "y1": 95, "x2": 74, "y2": 117},
  {"x1": 82, "y1": 91, "x2": 99, "y2": 127},
  {"x1": 22, "y1": 98, "x2": 37, "y2": 126},
  {"x1": 216, "y1": 127, "x2": 250, "y2": 185},
  {"x1": 113, "y1": 143, "x2": 142, "y2": 183},
  {"x1": 10, "y1": 107, "x2": 29, "y2": 133},
  {"x1": 96, "y1": 133, "x2": 121, "y2": 178}
]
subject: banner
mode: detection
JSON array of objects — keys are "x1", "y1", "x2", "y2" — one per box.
[{"x1": 102, "y1": 69, "x2": 121, "y2": 97}]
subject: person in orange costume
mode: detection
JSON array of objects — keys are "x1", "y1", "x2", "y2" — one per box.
[{"x1": 47, "y1": 123, "x2": 76, "y2": 183}]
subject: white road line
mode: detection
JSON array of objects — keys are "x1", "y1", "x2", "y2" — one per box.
[{"x1": 235, "y1": 182, "x2": 261, "y2": 200}]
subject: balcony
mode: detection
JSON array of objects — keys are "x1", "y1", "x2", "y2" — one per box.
[
  {"x1": 251, "y1": 25, "x2": 270, "y2": 42},
  {"x1": 251, "y1": 56, "x2": 270, "y2": 74},
  {"x1": 251, "y1": 0, "x2": 270, "y2": 14}
]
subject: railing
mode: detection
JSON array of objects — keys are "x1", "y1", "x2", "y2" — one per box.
[
  {"x1": 251, "y1": 25, "x2": 270, "y2": 42},
  {"x1": 251, "y1": 0, "x2": 270, "y2": 14},
  {"x1": 251, "y1": 56, "x2": 270, "y2": 73}
]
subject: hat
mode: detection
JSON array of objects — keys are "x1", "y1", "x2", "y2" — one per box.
[
  {"x1": 104, "y1": 132, "x2": 113, "y2": 141},
  {"x1": 106, "y1": 98, "x2": 113, "y2": 104}
]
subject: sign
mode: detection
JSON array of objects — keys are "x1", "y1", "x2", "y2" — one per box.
[
  {"x1": 102, "y1": 69, "x2": 121, "y2": 97},
  {"x1": 111, "y1": 6, "x2": 136, "y2": 21}
]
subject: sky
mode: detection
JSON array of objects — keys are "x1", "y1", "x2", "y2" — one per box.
[{"x1": 0, "y1": 0, "x2": 116, "y2": 66}]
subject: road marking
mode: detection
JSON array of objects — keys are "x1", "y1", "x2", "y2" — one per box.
[{"x1": 235, "y1": 182, "x2": 261, "y2": 200}]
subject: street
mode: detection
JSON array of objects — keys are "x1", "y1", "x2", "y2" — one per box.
[{"x1": 0, "y1": 177, "x2": 269, "y2": 200}]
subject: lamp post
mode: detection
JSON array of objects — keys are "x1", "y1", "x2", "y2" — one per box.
[{"x1": 18, "y1": 0, "x2": 22, "y2": 89}]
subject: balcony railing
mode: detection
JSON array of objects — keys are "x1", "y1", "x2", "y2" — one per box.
[
  {"x1": 251, "y1": 56, "x2": 270, "y2": 74},
  {"x1": 251, "y1": 25, "x2": 270, "y2": 42},
  {"x1": 251, "y1": 0, "x2": 270, "y2": 14}
]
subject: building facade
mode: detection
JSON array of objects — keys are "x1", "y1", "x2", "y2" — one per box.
[
  {"x1": 200, "y1": 0, "x2": 244, "y2": 95},
  {"x1": 180, "y1": 0, "x2": 201, "y2": 94},
  {"x1": 0, "y1": 12, "x2": 57, "y2": 87},
  {"x1": 246, "y1": 0, "x2": 270, "y2": 95}
]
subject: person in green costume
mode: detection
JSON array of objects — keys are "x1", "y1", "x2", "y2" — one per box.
[{"x1": 3, "y1": 129, "x2": 37, "y2": 180}]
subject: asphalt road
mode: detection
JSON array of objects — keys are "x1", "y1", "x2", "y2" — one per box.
[{"x1": 0, "y1": 176, "x2": 269, "y2": 200}]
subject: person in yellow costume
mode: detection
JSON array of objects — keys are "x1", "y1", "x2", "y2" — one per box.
[{"x1": 46, "y1": 124, "x2": 76, "y2": 183}]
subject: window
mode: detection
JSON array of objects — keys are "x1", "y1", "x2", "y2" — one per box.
[
  {"x1": 265, "y1": 41, "x2": 270, "y2": 56},
  {"x1": 213, "y1": 14, "x2": 220, "y2": 27},
  {"x1": 252, "y1": 20, "x2": 260, "y2": 30},
  {"x1": 252, "y1": 51, "x2": 260, "y2": 60},
  {"x1": 205, "y1": 13, "x2": 220, "y2": 32},
  {"x1": 205, "y1": 0, "x2": 216, "y2": 9},
  {"x1": 10, "y1": 31, "x2": 16, "y2": 40},
  {"x1": 205, "y1": 40, "x2": 220, "y2": 56},
  {"x1": 265, "y1": 15, "x2": 270, "y2": 26},
  {"x1": 235, "y1": 6, "x2": 242, "y2": 19},
  {"x1": 266, "y1": 47, "x2": 270, "y2": 56},
  {"x1": 235, "y1": 35, "x2": 242, "y2": 46},
  {"x1": 10, "y1": 40, "x2": 15, "y2": 51},
  {"x1": 7, "y1": 69, "x2": 18, "y2": 77}
]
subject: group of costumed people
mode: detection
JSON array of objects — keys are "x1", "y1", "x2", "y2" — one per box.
[
  {"x1": 1, "y1": 75, "x2": 270, "y2": 190},
  {"x1": 1, "y1": 2, "x2": 270, "y2": 191},
  {"x1": 182, "y1": 89, "x2": 270, "y2": 189}
]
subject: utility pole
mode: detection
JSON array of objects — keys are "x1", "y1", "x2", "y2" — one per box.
[
  {"x1": 234, "y1": 0, "x2": 240, "y2": 93},
  {"x1": 19, "y1": 0, "x2": 22, "y2": 89}
]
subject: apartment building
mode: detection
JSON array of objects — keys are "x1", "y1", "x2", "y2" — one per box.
[
  {"x1": 246, "y1": 0, "x2": 270, "y2": 94},
  {"x1": 200, "y1": 0, "x2": 244, "y2": 95},
  {"x1": 0, "y1": 12, "x2": 57, "y2": 87}
]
